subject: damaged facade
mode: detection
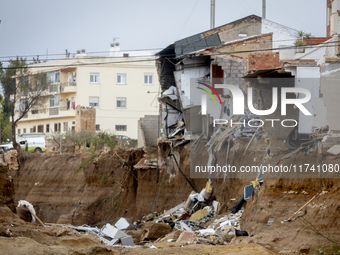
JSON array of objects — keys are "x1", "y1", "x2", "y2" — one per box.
[{"x1": 157, "y1": 13, "x2": 340, "y2": 152}]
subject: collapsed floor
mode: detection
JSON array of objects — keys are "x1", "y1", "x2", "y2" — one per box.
[{"x1": 0, "y1": 135, "x2": 339, "y2": 254}]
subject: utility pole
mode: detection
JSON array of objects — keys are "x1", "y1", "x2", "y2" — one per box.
[
  {"x1": 262, "y1": 0, "x2": 266, "y2": 19},
  {"x1": 210, "y1": 0, "x2": 215, "y2": 29}
]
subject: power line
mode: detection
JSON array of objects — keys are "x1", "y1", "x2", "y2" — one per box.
[
  {"x1": 0, "y1": 47, "x2": 164, "y2": 60},
  {"x1": 176, "y1": 0, "x2": 200, "y2": 40},
  {"x1": 0, "y1": 37, "x2": 329, "y2": 63},
  {"x1": 1, "y1": 40, "x2": 338, "y2": 70},
  {"x1": 272, "y1": 0, "x2": 318, "y2": 35},
  {"x1": 0, "y1": 58, "x2": 158, "y2": 70}
]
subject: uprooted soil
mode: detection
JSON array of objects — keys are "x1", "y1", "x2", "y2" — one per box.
[{"x1": 2, "y1": 137, "x2": 340, "y2": 254}]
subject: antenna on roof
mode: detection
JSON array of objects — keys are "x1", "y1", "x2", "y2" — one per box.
[
  {"x1": 111, "y1": 37, "x2": 120, "y2": 47},
  {"x1": 262, "y1": 0, "x2": 266, "y2": 19},
  {"x1": 210, "y1": 0, "x2": 215, "y2": 29}
]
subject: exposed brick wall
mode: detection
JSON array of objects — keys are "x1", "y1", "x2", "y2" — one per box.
[
  {"x1": 156, "y1": 58, "x2": 177, "y2": 91},
  {"x1": 75, "y1": 106, "x2": 96, "y2": 132},
  {"x1": 303, "y1": 37, "x2": 332, "y2": 45},
  {"x1": 327, "y1": 0, "x2": 332, "y2": 8},
  {"x1": 205, "y1": 33, "x2": 272, "y2": 59},
  {"x1": 248, "y1": 52, "x2": 281, "y2": 71}
]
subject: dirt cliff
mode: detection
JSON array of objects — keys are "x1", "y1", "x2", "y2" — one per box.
[{"x1": 8, "y1": 138, "x2": 340, "y2": 254}]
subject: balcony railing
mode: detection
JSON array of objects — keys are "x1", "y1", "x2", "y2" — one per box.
[
  {"x1": 49, "y1": 82, "x2": 76, "y2": 94},
  {"x1": 19, "y1": 112, "x2": 28, "y2": 118},
  {"x1": 49, "y1": 107, "x2": 59, "y2": 116},
  {"x1": 31, "y1": 109, "x2": 47, "y2": 115}
]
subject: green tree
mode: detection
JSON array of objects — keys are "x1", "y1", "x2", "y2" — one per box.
[
  {"x1": 0, "y1": 57, "x2": 49, "y2": 149},
  {"x1": 0, "y1": 94, "x2": 11, "y2": 142}
]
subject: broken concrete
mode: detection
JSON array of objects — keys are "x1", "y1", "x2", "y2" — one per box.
[
  {"x1": 4, "y1": 150, "x2": 19, "y2": 171},
  {"x1": 327, "y1": 144, "x2": 340, "y2": 155},
  {"x1": 141, "y1": 222, "x2": 172, "y2": 240}
]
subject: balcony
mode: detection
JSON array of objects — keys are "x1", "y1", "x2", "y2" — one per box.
[
  {"x1": 19, "y1": 111, "x2": 28, "y2": 119},
  {"x1": 61, "y1": 82, "x2": 77, "y2": 93},
  {"x1": 49, "y1": 107, "x2": 59, "y2": 116},
  {"x1": 49, "y1": 82, "x2": 76, "y2": 94},
  {"x1": 48, "y1": 106, "x2": 76, "y2": 117}
]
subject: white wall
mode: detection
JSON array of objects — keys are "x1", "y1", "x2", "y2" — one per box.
[
  {"x1": 262, "y1": 19, "x2": 297, "y2": 49},
  {"x1": 295, "y1": 67, "x2": 322, "y2": 133},
  {"x1": 174, "y1": 66, "x2": 210, "y2": 108},
  {"x1": 16, "y1": 57, "x2": 160, "y2": 140},
  {"x1": 76, "y1": 59, "x2": 159, "y2": 139}
]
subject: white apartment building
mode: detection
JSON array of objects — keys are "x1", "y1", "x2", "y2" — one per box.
[{"x1": 15, "y1": 44, "x2": 160, "y2": 139}]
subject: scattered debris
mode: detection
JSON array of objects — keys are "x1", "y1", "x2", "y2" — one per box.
[
  {"x1": 17, "y1": 200, "x2": 37, "y2": 224},
  {"x1": 287, "y1": 194, "x2": 319, "y2": 222},
  {"x1": 267, "y1": 218, "x2": 275, "y2": 226},
  {"x1": 327, "y1": 145, "x2": 340, "y2": 155},
  {"x1": 115, "y1": 217, "x2": 136, "y2": 230}
]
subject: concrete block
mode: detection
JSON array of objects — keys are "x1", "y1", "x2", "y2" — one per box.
[
  {"x1": 121, "y1": 235, "x2": 134, "y2": 246},
  {"x1": 327, "y1": 145, "x2": 340, "y2": 155}
]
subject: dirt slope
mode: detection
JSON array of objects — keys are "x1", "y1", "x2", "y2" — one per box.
[{"x1": 8, "y1": 139, "x2": 340, "y2": 254}]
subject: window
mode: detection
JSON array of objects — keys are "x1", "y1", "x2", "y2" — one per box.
[
  {"x1": 63, "y1": 122, "x2": 68, "y2": 132},
  {"x1": 90, "y1": 73, "x2": 99, "y2": 83},
  {"x1": 72, "y1": 126, "x2": 75, "y2": 131},
  {"x1": 20, "y1": 99, "x2": 29, "y2": 111},
  {"x1": 89, "y1": 97, "x2": 99, "y2": 108},
  {"x1": 38, "y1": 125, "x2": 44, "y2": 133},
  {"x1": 54, "y1": 123, "x2": 61, "y2": 132},
  {"x1": 50, "y1": 95, "x2": 60, "y2": 107},
  {"x1": 117, "y1": 73, "x2": 127, "y2": 84},
  {"x1": 55, "y1": 72, "x2": 60, "y2": 83},
  {"x1": 95, "y1": 124, "x2": 100, "y2": 131},
  {"x1": 116, "y1": 97, "x2": 126, "y2": 108},
  {"x1": 72, "y1": 121, "x2": 75, "y2": 125},
  {"x1": 33, "y1": 126, "x2": 36, "y2": 133},
  {"x1": 46, "y1": 124, "x2": 50, "y2": 133},
  {"x1": 115, "y1": 125, "x2": 127, "y2": 131},
  {"x1": 48, "y1": 71, "x2": 60, "y2": 83},
  {"x1": 30, "y1": 128, "x2": 33, "y2": 133},
  {"x1": 17, "y1": 129, "x2": 21, "y2": 134},
  {"x1": 23, "y1": 128, "x2": 26, "y2": 134},
  {"x1": 144, "y1": 74, "x2": 153, "y2": 85}
]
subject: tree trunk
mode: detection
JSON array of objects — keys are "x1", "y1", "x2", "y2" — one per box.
[{"x1": 11, "y1": 104, "x2": 19, "y2": 151}]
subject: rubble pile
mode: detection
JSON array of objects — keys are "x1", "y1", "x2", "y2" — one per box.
[{"x1": 59, "y1": 178, "x2": 258, "y2": 249}]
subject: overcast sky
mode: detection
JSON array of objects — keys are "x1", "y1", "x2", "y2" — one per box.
[{"x1": 0, "y1": 0, "x2": 326, "y2": 63}]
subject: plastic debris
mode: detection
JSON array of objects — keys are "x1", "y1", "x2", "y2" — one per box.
[{"x1": 17, "y1": 200, "x2": 36, "y2": 223}]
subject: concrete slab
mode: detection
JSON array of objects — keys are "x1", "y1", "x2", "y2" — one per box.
[
  {"x1": 121, "y1": 235, "x2": 134, "y2": 246},
  {"x1": 327, "y1": 145, "x2": 340, "y2": 155}
]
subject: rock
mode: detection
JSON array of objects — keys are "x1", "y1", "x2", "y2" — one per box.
[
  {"x1": 124, "y1": 229, "x2": 143, "y2": 243},
  {"x1": 299, "y1": 245, "x2": 310, "y2": 254},
  {"x1": 4, "y1": 150, "x2": 19, "y2": 171},
  {"x1": 176, "y1": 231, "x2": 197, "y2": 244},
  {"x1": 16, "y1": 206, "x2": 32, "y2": 222},
  {"x1": 327, "y1": 145, "x2": 340, "y2": 156},
  {"x1": 0, "y1": 154, "x2": 7, "y2": 167},
  {"x1": 141, "y1": 222, "x2": 172, "y2": 240}
]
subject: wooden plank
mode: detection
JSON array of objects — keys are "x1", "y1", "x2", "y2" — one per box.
[
  {"x1": 26, "y1": 207, "x2": 45, "y2": 226},
  {"x1": 243, "y1": 126, "x2": 261, "y2": 155},
  {"x1": 287, "y1": 195, "x2": 318, "y2": 222}
]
